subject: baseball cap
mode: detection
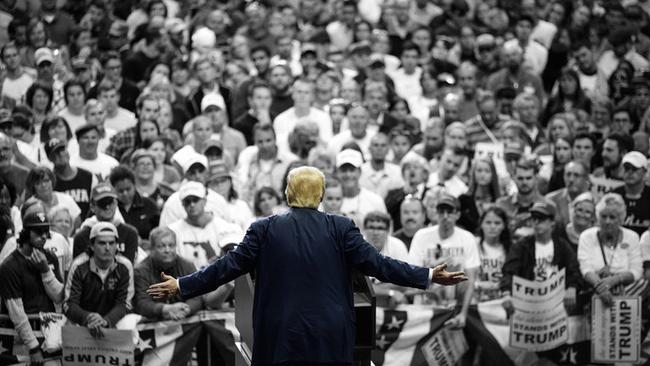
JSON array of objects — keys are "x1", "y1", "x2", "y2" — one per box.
[
  {"x1": 622, "y1": 151, "x2": 648, "y2": 169},
  {"x1": 91, "y1": 182, "x2": 118, "y2": 201},
  {"x1": 75, "y1": 124, "x2": 99, "y2": 140},
  {"x1": 301, "y1": 43, "x2": 318, "y2": 57},
  {"x1": 44, "y1": 138, "x2": 67, "y2": 158},
  {"x1": 336, "y1": 149, "x2": 363, "y2": 168},
  {"x1": 182, "y1": 153, "x2": 208, "y2": 173},
  {"x1": 436, "y1": 194, "x2": 459, "y2": 210},
  {"x1": 530, "y1": 201, "x2": 556, "y2": 218},
  {"x1": 179, "y1": 181, "x2": 207, "y2": 200},
  {"x1": 34, "y1": 47, "x2": 54, "y2": 66},
  {"x1": 202, "y1": 139, "x2": 223, "y2": 155},
  {"x1": 89, "y1": 222, "x2": 119, "y2": 240},
  {"x1": 22, "y1": 212, "x2": 50, "y2": 229},
  {"x1": 504, "y1": 141, "x2": 525, "y2": 158},
  {"x1": 369, "y1": 53, "x2": 385, "y2": 68},
  {"x1": 207, "y1": 160, "x2": 231, "y2": 181},
  {"x1": 475, "y1": 33, "x2": 496, "y2": 48},
  {"x1": 201, "y1": 93, "x2": 226, "y2": 113}
]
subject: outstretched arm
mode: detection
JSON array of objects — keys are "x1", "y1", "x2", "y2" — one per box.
[{"x1": 148, "y1": 221, "x2": 264, "y2": 301}]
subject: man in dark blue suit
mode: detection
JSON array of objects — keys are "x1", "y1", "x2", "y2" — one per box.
[{"x1": 148, "y1": 167, "x2": 467, "y2": 366}]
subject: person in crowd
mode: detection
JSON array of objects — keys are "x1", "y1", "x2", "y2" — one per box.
[
  {"x1": 70, "y1": 124, "x2": 119, "y2": 180},
  {"x1": 501, "y1": 201, "x2": 582, "y2": 315},
  {"x1": 109, "y1": 165, "x2": 160, "y2": 247},
  {"x1": 143, "y1": 136, "x2": 182, "y2": 190},
  {"x1": 359, "y1": 132, "x2": 403, "y2": 199},
  {"x1": 57, "y1": 78, "x2": 87, "y2": 133},
  {"x1": 497, "y1": 157, "x2": 546, "y2": 238},
  {"x1": 45, "y1": 138, "x2": 97, "y2": 219},
  {"x1": 545, "y1": 160, "x2": 591, "y2": 228},
  {"x1": 464, "y1": 91, "x2": 504, "y2": 148},
  {"x1": 73, "y1": 182, "x2": 139, "y2": 263},
  {"x1": 426, "y1": 147, "x2": 468, "y2": 197},
  {"x1": 388, "y1": 126, "x2": 416, "y2": 165},
  {"x1": 385, "y1": 154, "x2": 429, "y2": 231},
  {"x1": 409, "y1": 194, "x2": 479, "y2": 327},
  {"x1": 474, "y1": 206, "x2": 511, "y2": 301},
  {"x1": 595, "y1": 132, "x2": 633, "y2": 181},
  {"x1": 612, "y1": 151, "x2": 650, "y2": 236},
  {"x1": 169, "y1": 181, "x2": 243, "y2": 269},
  {"x1": 88, "y1": 51, "x2": 140, "y2": 112},
  {"x1": 159, "y1": 150, "x2": 230, "y2": 227},
  {"x1": 39, "y1": 115, "x2": 79, "y2": 161},
  {"x1": 25, "y1": 77, "x2": 55, "y2": 129},
  {"x1": 106, "y1": 93, "x2": 160, "y2": 161},
  {"x1": 253, "y1": 186, "x2": 283, "y2": 218},
  {"x1": 24, "y1": 165, "x2": 81, "y2": 225},
  {"x1": 48, "y1": 205, "x2": 75, "y2": 243},
  {"x1": 0, "y1": 132, "x2": 29, "y2": 198},
  {"x1": 134, "y1": 227, "x2": 205, "y2": 321},
  {"x1": 321, "y1": 176, "x2": 344, "y2": 215},
  {"x1": 233, "y1": 82, "x2": 274, "y2": 145},
  {"x1": 0, "y1": 212, "x2": 64, "y2": 365},
  {"x1": 572, "y1": 132, "x2": 597, "y2": 171},
  {"x1": 83, "y1": 99, "x2": 116, "y2": 152},
  {"x1": 130, "y1": 148, "x2": 173, "y2": 206},
  {"x1": 458, "y1": 157, "x2": 501, "y2": 233},
  {"x1": 392, "y1": 195, "x2": 426, "y2": 251},
  {"x1": 65, "y1": 222, "x2": 134, "y2": 337},
  {"x1": 0, "y1": 41, "x2": 34, "y2": 104},
  {"x1": 11, "y1": 107, "x2": 43, "y2": 167},
  {"x1": 538, "y1": 136, "x2": 573, "y2": 193},
  {"x1": 97, "y1": 79, "x2": 137, "y2": 132},
  {"x1": 336, "y1": 148, "x2": 387, "y2": 226},
  {"x1": 0, "y1": 176, "x2": 20, "y2": 233},
  {"x1": 554, "y1": 192, "x2": 596, "y2": 252},
  {"x1": 205, "y1": 160, "x2": 253, "y2": 230},
  {"x1": 578, "y1": 193, "x2": 642, "y2": 307},
  {"x1": 185, "y1": 55, "x2": 231, "y2": 119},
  {"x1": 485, "y1": 40, "x2": 545, "y2": 103}
]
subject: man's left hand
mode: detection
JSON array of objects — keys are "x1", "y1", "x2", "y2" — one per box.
[
  {"x1": 147, "y1": 272, "x2": 180, "y2": 300},
  {"x1": 431, "y1": 264, "x2": 468, "y2": 286}
]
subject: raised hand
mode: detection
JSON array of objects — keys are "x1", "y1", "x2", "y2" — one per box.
[
  {"x1": 147, "y1": 272, "x2": 180, "y2": 300},
  {"x1": 431, "y1": 263, "x2": 468, "y2": 286}
]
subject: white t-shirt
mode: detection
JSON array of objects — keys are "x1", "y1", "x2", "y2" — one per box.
[
  {"x1": 378, "y1": 236, "x2": 410, "y2": 262},
  {"x1": 327, "y1": 129, "x2": 376, "y2": 159},
  {"x1": 640, "y1": 230, "x2": 650, "y2": 264},
  {"x1": 104, "y1": 108, "x2": 137, "y2": 132},
  {"x1": 478, "y1": 240, "x2": 506, "y2": 284},
  {"x1": 57, "y1": 108, "x2": 86, "y2": 133},
  {"x1": 578, "y1": 226, "x2": 643, "y2": 281},
  {"x1": 534, "y1": 240, "x2": 557, "y2": 281},
  {"x1": 169, "y1": 216, "x2": 243, "y2": 269},
  {"x1": 388, "y1": 67, "x2": 423, "y2": 101},
  {"x1": 69, "y1": 153, "x2": 119, "y2": 181},
  {"x1": 1, "y1": 72, "x2": 34, "y2": 102},
  {"x1": 409, "y1": 225, "x2": 480, "y2": 271},
  {"x1": 52, "y1": 192, "x2": 82, "y2": 222},
  {"x1": 273, "y1": 107, "x2": 334, "y2": 151},
  {"x1": 340, "y1": 188, "x2": 387, "y2": 227}
]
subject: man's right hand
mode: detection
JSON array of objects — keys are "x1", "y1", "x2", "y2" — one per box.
[
  {"x1": 148, "y1": 272, "x2": 180, "y2": 300},
  {"x1": 29, "y1": 348, "x2": 44, "y2": 366},
  {"x1": 431, "y1": 263, "x2": 468, "y2": 286}
]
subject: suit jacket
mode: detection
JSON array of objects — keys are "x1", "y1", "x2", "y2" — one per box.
[{"x1": 178, "y1": 207, "x2": 430, "y2": 365}]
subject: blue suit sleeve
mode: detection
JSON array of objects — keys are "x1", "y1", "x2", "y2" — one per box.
[
  {"x1": 177, "y1": 220, "x2": 263, "y2": 299},
  {"x1": 342, "y1": 219, "x2": 429, "y2": 289}
]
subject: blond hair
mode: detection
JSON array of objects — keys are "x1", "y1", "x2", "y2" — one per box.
[{"x1": 285, "y1": 166, "x2": 325, "y2": 209}]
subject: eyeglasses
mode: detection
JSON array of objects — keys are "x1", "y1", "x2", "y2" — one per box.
[
  {"x1": 530, "y1": 213, "x2": 551, "y2": 222},
  {"x1": 436, "y1": 207, "x2": 456, "y2": 215}
]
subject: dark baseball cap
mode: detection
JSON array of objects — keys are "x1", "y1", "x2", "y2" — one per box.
[
  {"x1": 91, "y1": 182, "x2": 118, "y2": 201},
  {"x1": 530, "y1": 201, "x2": 556, "y2": 218},
  {"x1": 436, "y1": 194, "x2": 459, "y2": 210},
  {"x1": 44, "y1": 138, "x2": 67, "y2": 158},
  {"x1": 23, "y1": 212, "x2": 50, "y2": 229}
]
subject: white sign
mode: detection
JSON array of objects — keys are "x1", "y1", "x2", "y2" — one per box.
[
  {"x1": 62, "y1": 326, "x2": 134, "y2": 366},
  {"x1": 421, "y1": 327, "x2": 468, "y2": 366},
  {"x1": 510, "y1": 305, "x2": 568, "y2": 351},
  {"x1": 512, "y1": 268, "x2": 566, "y2": 311},
  {"x1": 591, "y1": 296, "x2": 641, "y2": 363}
]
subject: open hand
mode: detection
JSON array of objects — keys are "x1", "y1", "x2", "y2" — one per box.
[
  {"x1": 147, "y1": 272, "x2": 180, "y2": 300},
  {"x1": 431, "y1": 264, "x2": 468, "y2": 286}
]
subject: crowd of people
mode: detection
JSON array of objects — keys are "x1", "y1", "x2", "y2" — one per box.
[{"x1": 2, "y1": 0, "x2": 650, "y2": 363}]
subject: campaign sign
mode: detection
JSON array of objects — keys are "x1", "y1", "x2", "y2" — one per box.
[
  {"x1": 591, "y1": 296, "x2": 641, "y2": 363},
  {"x1": 62, "y1": 326, "x2": 134, "y2": 366},
  {"x1": 421, "y1": 327, "x2": 468, "y2": 366},
  {"x1": 510, "y1": 305, "x2": 568, "y2": 351},
  {"x1": 512, "y1": 268, "x2": 566, "y2": 311}
]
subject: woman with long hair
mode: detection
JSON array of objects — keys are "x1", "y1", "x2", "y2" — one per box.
[
  {"x1": 143, "y1": 137, "x2": 181, "y2": 190},
  {"x1": 458, "y1": 158, "x2": 501, "y2": 233},
  {"x1": 542, "y1": 68, "x2": 592, "y2": 124},
  {"x1": 39, "y1": 115, "x2": 79, "y2": 161},
  {"x1": 253, "y1": 186, "x2": 282, "y2": 218},
  {"x1": 474, "y1": 206, "x2": 511, "y2": 301},
  {"x1": 24, "y1": 166, "x2": 81, "y2": 225},
  {"x1": 25, "y1": 81, "x2": 54, "y2": 132}
]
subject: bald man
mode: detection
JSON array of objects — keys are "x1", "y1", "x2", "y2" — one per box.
[{"x1": 149, "y1": 166, "x2": 467, "y2": 366}]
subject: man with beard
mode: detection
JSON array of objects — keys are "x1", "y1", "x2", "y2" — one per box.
[
  {"x1": 360, "y1": 133, "x2": 404, "y2": 198},
  {"x1": 336, "y1": 148, "x2": 387, "y2": 226},
  {"x1": 328, "y1": 104, "x2": 375, "y2": 158},
  {"x1": 0, "y1": 212, "x2": 64, "y2": 365},
  {"x1": 269, "y1": 62, "x2": 294, "y2": 116},
  {"x1": 393, "y1": 196, "x2": 426, "y2": 250},
  {"x1": 595, "y1": 133, "x2": 632, "y2": 181},
  {"x1": 545, "y1": 161, "x2": 591, "y2": 227},
  {"x1": 497, "y1": 157, "x2": 546, "y2": 239},
  {"x1": 485, "y1": 40, "x2": 545, "y2": 104},
  {"x1": 237, "y1": 123, "x2": 297, "y2": 203},
  {"x1": 412, "y1": 118, "x2": 445, "y2": 163},
  {"x1": 613, "y1": 152, "x2": 650, "y2": 235}
]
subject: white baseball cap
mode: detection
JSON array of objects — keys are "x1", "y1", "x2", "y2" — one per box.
[
  {"x1": 622, "y1": 151, "x2": 648, "y2": 169},
  {"x1": 336, "y1": 149, "x2": 363, "y2": 168},
  {"x1": 201, "y1": 93, "x2": 226, "y2": 112},
  {"x1": 179, "y1": 181, "x2": 207, "y2": 200},
  {"x1": 90, "y1": 222, "x2": 119, "y2": 240}
]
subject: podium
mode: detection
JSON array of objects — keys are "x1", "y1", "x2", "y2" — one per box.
[{"x1": 234, "y1": 272, "x2": 377, "y2": 366}]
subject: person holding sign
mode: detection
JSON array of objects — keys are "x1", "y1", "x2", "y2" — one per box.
[
  {"x1": 577, "y1": 193, "x2": 642, "y2": 306},
  {"x1": 501, "y1": 201, "x2": 583, "y2": 315}
]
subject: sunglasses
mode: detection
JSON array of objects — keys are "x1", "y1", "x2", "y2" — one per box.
[
  {"x1": 31, "y1": 227, "x2": 50, "y2": 236},
  {"x1": 95, "y1": 198, "x2": 115, "y2": 209},
  {"x1": 436, "y1": 206, "x2": 456, "y2": 215},
  {"x1": 182, "y1": 196, "x2": 201, "y2": 206},
  {"x1": 530, "y1": 213, "x2": 551, "y2": 221}
]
